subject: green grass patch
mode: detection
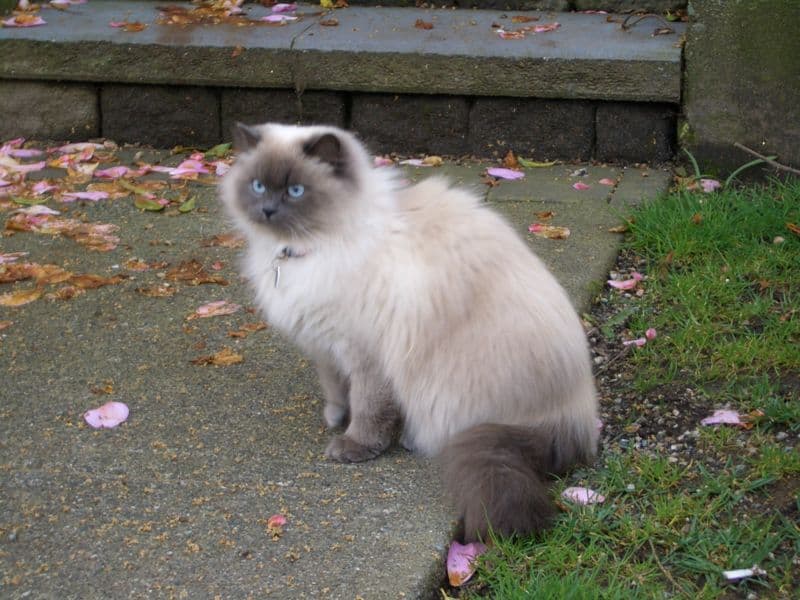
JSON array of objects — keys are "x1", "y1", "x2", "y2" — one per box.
[{"x1": 461, "y1": 181, "x2": 800, "y2": 599}]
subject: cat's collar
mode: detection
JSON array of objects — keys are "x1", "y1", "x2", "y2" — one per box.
[{"x1": 272, "y1": 245, "x2": 308, "y2": 288}]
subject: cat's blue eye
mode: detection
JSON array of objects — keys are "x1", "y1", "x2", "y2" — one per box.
[
  {"x1": 251, "y1": 179, "x2": 266, "y2": 195},
  {"x1": 287, "y1": 184, "x2": 305, "y2": 199}
]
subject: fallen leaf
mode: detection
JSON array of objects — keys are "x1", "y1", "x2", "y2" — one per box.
[
  {"x1": 69, "y1": 274, "x2": 126, "y2": 289},
  {"x1": 528, "y1": 223, "x2": 570, "y2": 240},
  {"x1": 60, "y1": 191, "x2": 111, "y2": 203},
  {"x1": 447, "y1": 541, "x2": 487, "y2": 587},
  {"x1": 201, "y1": 232, "x2": 245, "y2": 248},
  {"x1": 84, "y1": 401, "x2": 129, "y2": 429},
  {"x1": 191, "y1": 347, "x2": 244, "y2": 366},
  {"x1": 2, "y1": 14, "x2": 46, "y2": 27},
  {"x1": 320, "y1": 18, "x2": 338, "y2": 26},
  {"x1": 511, "y1": 15, "x2": 539, "y2": 23},
  {"x1": 487, "y1": 167, "x2": 524, "y2": 180},
  {"x1": 421, "y1": 155, "x2": 443, "y2": 167},
  {"x1": 414, "y1": 19, "x2": 433, "y2": 30},
  {"x1": 166, "y1": 260, "x2": 229, "y2": 286},
  {"x1": 136, "y1": 284, "x2": 176, "y2": 297},
  {"x1": 496, "y1": 29, "x2": 525, "y2": 40},
  {"x1": 123, "y1": 258, "x2": 168, "y2": 271},
  {"x1": 691, "y1": 212, "x2": 703, "y2": 225},
  {"x1": 786, "y1": 222, "x2": 800, "y2": 237},
  {"x1": 518, "y1": 158, "x2": 557, "y2": 168},
  {"x1": 228, "y1": 321, "x2": 268, "y2": 338},
  {"x1": 534, "y1": 210, "x2": 555, "y2": 220},
  {"x1": 502, "y1": 150, "x2": 520, "y2": 169},
  {"x1": 187, "y1": 300, "x2": 242, "y2": 320},
  {"x1": 0, "y1": 287, "x2": 42, "y2": 306},
  {"x1": 0, "y1": 252, "x2": 29, "y2": 264},
  {"x1": 134, "y1": 196, "x2": 167, "y2": 211},
  {"x1": 561, "y1": 486, "x2": 605, "y2": 504},
  {"x1": 607, "y1": 223, "x2": 629, "y2": 233},
  {"x1": 0, "y1": 320, "x2": 12, "y2": 330},
  {"x1": 110, "y1": 20, "x2": 148, "y2": 32}
]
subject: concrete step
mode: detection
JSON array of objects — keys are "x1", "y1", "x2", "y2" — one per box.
[{"x1": 0, "y1": 1, "x2": 685, "y2": 161}]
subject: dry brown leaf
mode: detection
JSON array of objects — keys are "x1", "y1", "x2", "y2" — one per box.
[
  {"x1": 502, "y1": 150, "x2": 520, "y2": 169},
  {"x1": 0, "y1": 320, "x2": 12, "y2": 331},
  {"x1": 191, "y1": 347, "x2": 244, "y2": 366},
  {"x1": 786, "y1": 222, "x2": 800, "y2": 237},
  {"x1": 201, "y1": 232, "x2": 246, "y2": 248},
  {"x1": 136, "y1": 284, "x2": 177, "y2": 298},
  {"x1": 68, "y1": 274, "x2": 126, "y2": 289},
  {"x1": 607, "y1": 224, "x2": 630, "y2": 233},
  {"x1": 165, "y1": 260, "x2": 228, "y2": 286},
  {"x1": 46, "y1": 286, "x2": 85, "y2": 301},
  {"x1": 320, "y1": 18, "x2": 338, "y2": 26},
  {"x1": 511, "y1": 15, "x2": 540, "y2": 23},
  {"x1": 422, "y1": 155, "x2": 443, "y2": 167},
  {"x1": 414, "y1": 19, "x2": 434, "y2": 30},
  {"x1": 228, "y1": 321, "x2": 268, "y2": 338},
  {"x1": 0, "y1": 287, "x2": 42, "y2": 307},
  {"x1": 231, "y1": 45, "x2": 244, "y2": 58},
  {"x1": 528, "y1": 223, "x2": 571, "y2": 240},
  {"x1": 123, "y1": 258, "x2": 168, "y2": 272},
  {"x1": 534, "y1": 211, "x2": 555, "y2": 221},
  {"x1": 691, "y1": 212, "x2": 703, "y2": 225}
]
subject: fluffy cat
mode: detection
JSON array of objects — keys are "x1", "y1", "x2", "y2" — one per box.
[{"x1": 219, "y1": 122, "x2": 600, "y2": 542}]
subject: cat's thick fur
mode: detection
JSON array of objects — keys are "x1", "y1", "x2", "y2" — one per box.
[{"x1": 220, "y1": 122, "x2": 599, "y2": 542}]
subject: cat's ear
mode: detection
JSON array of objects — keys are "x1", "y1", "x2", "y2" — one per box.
[
  {"x1": 232, "y1": 122, "x2": 261, "y2": 152},
  {"x1": 303, "y1": 133, "x2": 344, "y2": 172}
]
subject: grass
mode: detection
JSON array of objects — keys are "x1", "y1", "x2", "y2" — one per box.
[{"x1": 457, "y1": 179, "x2": 800, "y2": 599}]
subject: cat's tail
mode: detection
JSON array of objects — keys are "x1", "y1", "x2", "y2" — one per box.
[{"x1": 441, "y1": 422, "x2": 597, "y2": 542}]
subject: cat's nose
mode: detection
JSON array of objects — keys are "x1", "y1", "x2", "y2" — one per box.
[{"x1": 262, "y1": 206, "x2": 277, "y2": 219}]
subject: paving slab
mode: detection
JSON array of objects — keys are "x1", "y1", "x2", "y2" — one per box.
[
  {"x1": 0, "y1": 147, "x2": 671, "y2": 598},
  {"x1": 0, "y1": 1, "x2": 685, "y2": 101}
]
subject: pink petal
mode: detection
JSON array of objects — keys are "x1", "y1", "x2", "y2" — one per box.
[
  {"x1": 622, "y1": 337, "x2": 647, "y2": 347},
  {"x1": 399, "y1": 159, "x2": 426, "y2": 167},
  {"x1": 8, "y1": 148, "x2": 44, "y2": 158},
  {"x1": 271, "y1": 3, "x2": 297, "y2": 12},
  {"x1": 7, "y1": 161, "x2": 46, "y2": 174},
  {"x1": 533, "y1": 22, "x2": 561, "y2": 33},
  {"x1": 599, "y1": 178, "x2": 616, "y2": 186},
  {"x1": 700, "y1": 409, "x2": 741, "y2": 426},
  {"x1": 0, "y1": 251, "x2": 29, "y2": 264},
  {"x1": 32, "y1": 181, "x2": 57, "y2": 195},
  {"x1": 169, "y1": 159, "x2": 211, "y2": 178},
  {"x1": 54, "y1": 142, "x2": 102, "y2": 154},
  {"x1": 700, "y1": 178, "x2": 721, "y2": 193},
  {"x1": 2, "y1": 15, "x2": 46, "y2": 27},
  {"x1": 645, "y1": 327, "x2": 657, "y2": 340},
  {"x1": 561, "y1": 486, "x2": 605, "y2": 505},
  {"x1": 84, "y1": 401, "x2": 129, "y2": 429},
  {"x1": 16, "y1": 204, "x2": 60, "y2": 216},
  {"x1": 497, "y1": 29, "x2": 525, "y2": 40},
  {"x1": 487, "y1": 167, "x2": 524, "y2": 180},
  {"x1": 572, "y1": 182, "x2": 591, "y2": 191},
  {"x1": 61, "y1": 191, "x2": 110, "y2": 202},
  {"x1": 189, "y1": 300, "x2": 242, "y2": 319},
  {"x1": 373, "y1": 156, "x2": 394, "y2": 167},
  {"x1": 267, "y1": 514, "x2": 287, "y2": 528},
  {"x1": 595, "y1": 418, "x2": 604, "y2": 431},
  {"x1": 447, "y1": 541, "x2": 487, "y2": 587},
  {"x1": 1, "y1": 137, "x2": 25, "y2": 149},
  {"x1": 607, "y1": 278, "x2": 639, "y2": 290},
  {"x1": 94, "y1": 166, "x2": 131, "y2": 179},
  {"x1": 260, "y1": 14, "x2": 298, "y2": 23}
]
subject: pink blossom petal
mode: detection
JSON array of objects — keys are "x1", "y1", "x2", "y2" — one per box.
[
  {"x1": 447, "y1": 541, "x2": 487, "y2": 587},
  {"x1": 31, "y1": 181, "x2": 57, "y2": 196},
  {"x1": 260, "y1": 14, "x2": 298, "y2": 23},
  {"x1": 599, "y1": 178, "x2": 616, "y2": 186},
  {"x1": 572, "y1": 182, "x2": 591, "y2": 191},
  {"x1": 622, "y1": 337, "x2": 647, "y2": 347},
  {"x1": 271, "y1": 3, "x2": 297, "y2": 12},
  {"x1": 188, "y1": 300, "x2": 242, "y2": 319},
  {"x1": 595, "y1": 418, "x2": 604, "y2": 431},
  {"x1": 497, "y1": 29, "x2": 525, "y2": 40},
  {"x1": 645, "y1": 327, "x2": 657, "y2": 340},
  {"x1": 700, "y1": 409, "x2": 741, "y2": 426},
  {"x1": 373, "y1": 156, "x2": 394, "y2": 167},
  {"x1": 211, "y1": 160, "x2": 231, "y2": 177},
  {"x1": 487, "y1": 167, "x2": 525, "y2": 180},
  {"x1": 54, "y1": 142, "x2": 102, "y2": 154},
  {"x1": 399, "y1": 159, "x2": 426, "y2": 167},
  {"x1": 84, "y1": 401, "x2": 129, "y2": 429},
  {"x1": 16, "y1": 204, "x2": 60, "y2": 216},
  {"x1": 562, "y1": 486, "x2": 605, "y2": 505},
  {"x1": 7, "y1": 161, "x2": 46, "y2": 174},
  {"x1": 700, "y1": 178, "x2": 721, "y2": 193},
  {"x1": 169, "y1": 159, "x2": 211, "y2": 178},
  {"x1": 1, "y1": 137, "x2": 25, "y2": 149},
  {"x1": 8, "y1": 148, "x2": 44, "y2": 158},
  {"x1": 607, "y1": 278, "x2": 639, "y2": 290},
  {"x1": 267, "y1": 514, "x2": 287, "y2": 528},
  {"x1": 61, "y1": 191, "x2": 110, "y2": 202},
  {"x1": 94, "y1": 166, "x2": 131, "y2": 179},
  {"x1": 0, "y1": 178, "x2": 11, "y2": 188},
  {"x1": 0, "y1": 251, "x2": 29, "y2": 264},
  {"x1": 533, "y1": 22, "x2": 561, "y2": 33},
  {"x1": 2, "y1": 15, "x2": 46, "y2": 27}
]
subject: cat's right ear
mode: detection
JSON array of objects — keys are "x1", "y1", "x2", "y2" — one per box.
[{"x1": 232, "y1": 122, "x2": 261, "y2": 152}]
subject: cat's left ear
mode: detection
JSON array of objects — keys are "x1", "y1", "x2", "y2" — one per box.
[
  {"x1": 232, "y1": 122, "x2": 261, "y2": 152},
  {"x1": 303, "y1": 133, "x2": 345, "y2": 175}
]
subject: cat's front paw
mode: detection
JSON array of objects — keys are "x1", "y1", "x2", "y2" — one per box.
[
  {"x1": 324, "y1": 402, "x2": 349, "y2": 429},
  {"x1": 325, "y1": 435, "x2": 384, "y2": 463}
]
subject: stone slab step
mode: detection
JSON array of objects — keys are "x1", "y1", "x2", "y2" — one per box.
[{"x1": 1, "y1": 1, "x2": 683, "y2": 101}]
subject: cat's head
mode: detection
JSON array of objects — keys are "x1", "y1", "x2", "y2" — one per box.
[{"x1": 220, "y1": 123, "x2": 372, "y2": 240}]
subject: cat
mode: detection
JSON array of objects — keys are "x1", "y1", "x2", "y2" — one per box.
[{"x1": 219, "y1": 122, "x2": 600, "y2": 542}]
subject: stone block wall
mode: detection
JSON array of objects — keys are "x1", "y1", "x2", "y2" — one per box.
[{"x1": 0, "y1": 80, "x2": 676, "y2": 163}]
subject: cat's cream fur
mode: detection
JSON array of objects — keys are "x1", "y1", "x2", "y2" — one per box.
[{"x1": 220, "y1": 123, "x2": 599, "y2": 541}]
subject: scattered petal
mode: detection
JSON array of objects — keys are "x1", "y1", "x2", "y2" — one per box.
[
  {"x1": 260, "y1": 14, "x2": 298, "y2": 23},
  {"x1": 83, "y1": 401, "x2": 129, "y2": 429},
  {"x1": 645, "y1": 327, "x2": 657, "y2": 340},
  {"x1": 94, "y1": 166, "x2": 132, "y2": 179},
  {"x1": 399, "y1": 159, "x2": 426, "y2": 167},
  {"x1": 561, "y1": 486, "x2": 605, "y2": 505},
  {"x1": 599, "y1": 178, "x2": 616, "y2": 186},
  {"x1": 487, "y1": 167, "x2": 524, "y2": 180},
  {"x1": 607, "y1": 272, "x2": 643, "y2": 290},
  {"x1": 622, "y1": 337, "x2": 647, "y2": 347},
  {"x1": 700, "y1": 409, "x2": 742, "y2": 426},
  {"x1": 187, "y1": 300, "x2": 242, "y2": 320},
  {"x1": 572, "y1": 182, "x2": 591, "y2": 191},
  {"x1": 533, "y1": 22, "x2": 561, "y2": 33},
  {"x1": 700, "y1": 178, "x2": 721, "y2": 193},
  {"x1": 373, "y1": 156, "x2": 394, "y2": 167},
  {"x1": 2, "y1": 14, "x2": 46, "y2": 27},
  {"x1": 528, "y1": 223, "x2": 570, "y2": 240},
  {"x1": 722, "y1": 565, "x2": 766, "y2": 581},
  {"x1": 0, "y1": 251, "x2": 28, "y2": 264},
  {"x1": 60, "y1": 191, "x2": 111, "y2": 202},
  {"x1": 201, "y1": 232, "x2": 245, "y2": 248},
  {"x1": 271, "y1": 3, "x2": 296, "y2": 12},
  {"x1": 447, "y1": 541, "x2": 487, "y2": 587}
]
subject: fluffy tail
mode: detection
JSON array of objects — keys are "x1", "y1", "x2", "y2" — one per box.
[{"x1": 441, "y1": 422, "x2": 597, "y2": 543}]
